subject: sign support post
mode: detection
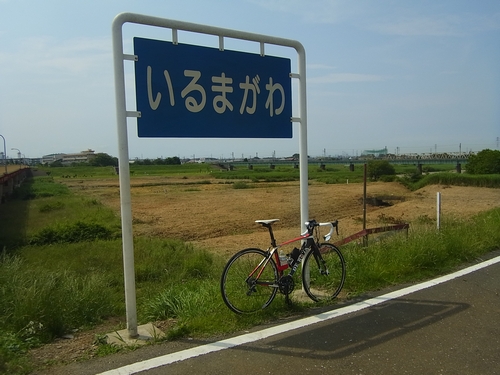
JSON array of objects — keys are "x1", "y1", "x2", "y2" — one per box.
[
  {"x1": 112, "y1": 15, "x2": 138, "y2": 337},
  {"x1": 112, "y1": 12, "x2": 307, "y2": 338}
]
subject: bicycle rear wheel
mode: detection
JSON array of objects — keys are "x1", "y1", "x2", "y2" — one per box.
[
  {"x1": 302, "y1": 243, "x2": 346, "y2": 302},
  {"x1": 220, "y1": 248, "x2": 279, "y2": 314}
]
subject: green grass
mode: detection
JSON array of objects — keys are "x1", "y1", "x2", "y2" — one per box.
[
  {"x1": 37, "y1": 166, "x2": 118, "y2": 178},
  {"x1": 0, "y1": 177, "x2": 121, "y2": 250},
  {"x1": 12, "y1": 176, "x2": 70, "y2": 199},
  {"x1": 209, "y1": 164, "x2": 369, "y2": 183},
  {"x1": 409, "y1": 172, "x2": 500, "y2": 190},
  {"x1": 1, "y1": 167, "x2": 499, "y2": 374},
  {"x1": 232, "y1": 181, "x2": 253, "y2": 189},
  {"x1": 129, "y1": 163, "x2": 215, "y2": 176},
  {"x1": 210, "y1": 165, "x2": 300, "y2": 182},
  {"x1": 37, "y1": 162, "x2": 462, "y2": 184},
  {"x1": 342, "y1": 209, "x2": 500, "y2": 294}
]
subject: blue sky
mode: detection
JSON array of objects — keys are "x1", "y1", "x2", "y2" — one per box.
[{"x1": 0, "y1": 0, "x2": 499, "y2": 160}]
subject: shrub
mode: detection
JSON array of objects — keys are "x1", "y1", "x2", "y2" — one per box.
[
  {"x1": 379, "y1": 175, "x2": 396, "y2": 182},
  {"x1": 39, "y1": 201, "x2": 65, "y2": 213},
  {"x1": 29, "y1": 222, "x2": 114, "y2": 245},
  {"x1": 232, "y1": 181, "x2": 251, "y2": 189},
  {"x1": 89, "y1": 153, "x2": 118, "y2": 167},
  {"x1": 466, "y1": 149, "x2": 500, "y2": 174},
  {"x1": 367, "y1": 160, "x2": 395, "y2": 180}
]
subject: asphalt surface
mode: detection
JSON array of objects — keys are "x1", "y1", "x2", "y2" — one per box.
[{"x1": 46, "y1": 251, "x2": 500, "y2": 375}]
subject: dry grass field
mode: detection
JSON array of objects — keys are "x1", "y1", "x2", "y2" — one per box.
[{"x1": 67, "y1": 177, "x2": 500, "y2": 255}]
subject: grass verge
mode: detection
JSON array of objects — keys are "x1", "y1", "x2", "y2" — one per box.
[{"x1": 342, "y1": 209, "x2": 500, "y2": 294}]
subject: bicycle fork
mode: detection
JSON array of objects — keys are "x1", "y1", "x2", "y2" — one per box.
[{"x1": 313, "y1": 247, "x2": 330, "y2": 276}]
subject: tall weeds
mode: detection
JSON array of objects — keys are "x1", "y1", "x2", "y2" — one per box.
[
  {"x1": 0, "y1": 252, "x2": 117, "y2": 340},
  {"x1": 342, "y1": 208, "x2": 500, "y2": 295}
]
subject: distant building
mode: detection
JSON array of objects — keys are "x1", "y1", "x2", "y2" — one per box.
[
  {"x1": 42, "y1": 149, "x2": 96, "y2": 165},
  {"x1": 361, "y1": 147, "x2": 388, "y2": 157},
  {"x1": 41, "y1": 153, "x2": 65, "y2": 164}
]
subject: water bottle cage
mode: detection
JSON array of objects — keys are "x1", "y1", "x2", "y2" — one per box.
[{"x1": 288, "y1": 247, "x2": 300, "y2": 264}]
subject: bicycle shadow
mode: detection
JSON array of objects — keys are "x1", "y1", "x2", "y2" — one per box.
[{"x1": 234, "y1": 298, "x2": 469, "y2": 360}]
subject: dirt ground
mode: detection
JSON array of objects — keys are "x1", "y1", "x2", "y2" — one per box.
[
  {"x1": 28, "y1": 177, "x2": 500, "y2": 372},
  {"x1": 68, "y1": 177, "x2": 500, "y2": 255}
]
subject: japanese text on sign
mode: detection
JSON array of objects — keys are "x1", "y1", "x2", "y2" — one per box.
[{"x1": 134, "y1": 38, "x2": 292, "y2": 138}]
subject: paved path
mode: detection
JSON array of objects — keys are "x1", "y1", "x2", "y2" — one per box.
[{"x1": 49, "y1": 252, "x2": 500, "y2": 375}]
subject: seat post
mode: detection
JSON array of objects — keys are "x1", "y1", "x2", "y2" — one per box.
[{"x1": 263, "y1": 223, "x2": 277, "y2": 248}]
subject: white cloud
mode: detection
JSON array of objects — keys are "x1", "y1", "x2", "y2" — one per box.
[
  {"x1": 248, "y1": 0, "x2": 356, "y2": 24},
  {"x1": 388, "y1": 93, "x2": 457, "y2": 111},
  {"x1": 0, "y1": 36, "x2": 111, "y2": 77},
  {"x1": 251, "y1": 0, "x2": 500, "y2": 38},
  {"x1": 309, "y1": 73, "x2": 384, "y2": 84},
  {"x1": 370, "y1": 15, "x2": 464, "y2": 37},
  {"x1": 308, "y1": 63, "x2": 336, "y2": 70}
]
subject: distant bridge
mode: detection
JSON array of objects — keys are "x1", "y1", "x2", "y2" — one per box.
[
  {"x1": 220, "y1": 155, "x2": 469, "y2": 167},
  {"x1": 214, "y1": 151, "x2": 472, "y2": 166},
  {"x1": 210, "y1": 153, "x2": 471, "y2": 176}
]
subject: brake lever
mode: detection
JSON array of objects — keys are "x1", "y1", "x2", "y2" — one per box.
[{"x1": 333, "y1": 220, "x2": 339, "y2": 236}]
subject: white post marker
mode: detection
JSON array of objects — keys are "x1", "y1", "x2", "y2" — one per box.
[
  {"x1": 437, "y1": 192, "x2": 441, "y2": 230},
  {"x1": 112, "y1": 12, "x2": 308, "y2": 338}
]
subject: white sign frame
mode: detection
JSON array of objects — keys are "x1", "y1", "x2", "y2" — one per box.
[{"x1": 112, "y1": 12, "x2": 308, "y2": 338}]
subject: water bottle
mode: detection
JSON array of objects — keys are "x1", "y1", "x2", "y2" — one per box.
[{"x1": 278, "y1": 251, "x2": 288, "y2": 266}]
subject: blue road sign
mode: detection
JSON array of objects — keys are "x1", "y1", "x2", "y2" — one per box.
[{"x1": 133, "y1": 37, "x2": 292, "y2": 138}]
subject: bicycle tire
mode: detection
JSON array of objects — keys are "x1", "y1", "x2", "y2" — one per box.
[
  {"x1": 301, "y1": 243, "x2": 346, "y2": 302},
  {"x1": 220, "y1": 248, "x2": 279, "y2": 314}
]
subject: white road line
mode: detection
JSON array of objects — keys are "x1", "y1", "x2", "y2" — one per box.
[{"x1": 97, "y1": 255, "x2": 500, "y2": 375}]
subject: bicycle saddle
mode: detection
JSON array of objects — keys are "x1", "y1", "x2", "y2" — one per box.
[{"x1": 255, "y1": 219, "x2": 280, "y2": 225}]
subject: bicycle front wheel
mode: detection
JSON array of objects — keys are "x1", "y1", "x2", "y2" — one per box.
[
  {"x1": 302, "y1": 243, "x2": 346, "y2": 302},
  {"x1": 220, "y1": 248, "x2": 279, "y2": 314}
]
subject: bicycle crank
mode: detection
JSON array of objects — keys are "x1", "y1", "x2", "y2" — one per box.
[{"x1": 278, "y1": 275, "x2": 295, "y2": 295}]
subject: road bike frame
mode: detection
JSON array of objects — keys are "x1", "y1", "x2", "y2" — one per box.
[
  {"x1": 246, "y1": 232, "x2": 308, "y2": 283},
  {"x1": 249, "y1": 219, "x2": 337, "y2": 287}
]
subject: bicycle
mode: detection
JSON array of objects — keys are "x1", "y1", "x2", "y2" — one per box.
[{"x1": 220, "y1": 219, "x2": 346, "y2": 314}]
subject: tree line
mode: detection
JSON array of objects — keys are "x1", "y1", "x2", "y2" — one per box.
[{"x1": 49, "y1": 153, "x2": 181, "y2": 167}]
